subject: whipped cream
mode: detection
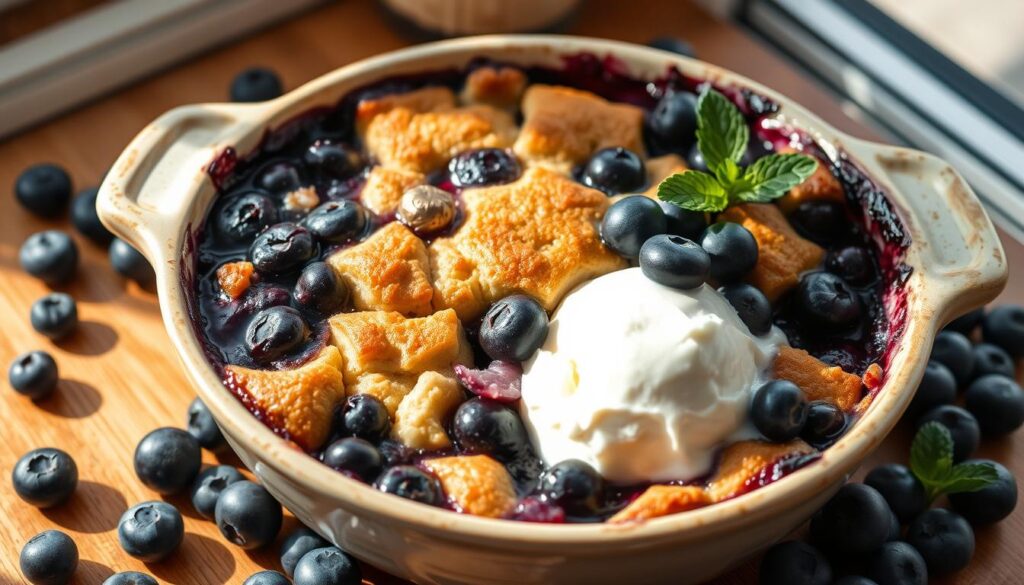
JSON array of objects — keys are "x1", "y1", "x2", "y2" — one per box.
[{"x1": 519, "y1": 268, "x2": 785, "y2": 484}]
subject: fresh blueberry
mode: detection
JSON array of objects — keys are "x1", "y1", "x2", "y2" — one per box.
[
  {"x1": 800, "y1": 400, "x2": 847, "y2": 448},
  {"x1": 30, "y1": 293, "x2": 79, "y2": 341},
  {"x1": 190, "y1": 465, "x2": 245, "y2": 520},
  {"x1": 946, "y1": 307, "x2": 984, "y2": 336},
  {"x1": 109, "y1": 238, "x2": 155, "y2": 284},
  {"x1": 257, "y1": 162, "x2": 303, "y2": 193},
  {"x1": 905, "y1": 360, "x2": 957, "y2": 421},
  {"x1": 449, "y1": 148, "x2": 522, "y2": 187},
  {"x1": 304, "y1": 140, "x2": 362, "y2": 180},
  {"x1": 292, "y1": 546, "x2": 362, "y2": 585},
  {"x1": 374, "y1": 465, "x2": 444, "y2": 506},
  {"x1": 863, "y1": 541, "x2": 928, "y2": 585},
  {"x1": 699, "y1": 222, "x2": 757, "y2": 283},
  {"x1": 930, "y1": 331, "x2": 975, "y2": 386},
  {"x1": 243, "y1": 571, "x2": 290, "y2": 585},
  {"x1": 133, "y1": 427, "x2": 202, "y2": 495},
  {"x1": 187, "y1": 397, "x2": 225, "y2": 450},
  {"x1": 71, "y1": 187, "x2": 114, "y2": 245},
  {"x1": 102, "y1": 572, "x2": 158, "y2": 585},
  {"x1": 280, "y1": 527, "x2": 329, "y2": 578},
  {"x1": 751, "y1": 380, "x2": 808, "y2": 442},
  {"x1": 648, "y1": 91, "x2": 698, "y2": 151},
  {"x1": 341, "y1": 393, "x2": 390, "y2": 442},
  {"x1": 981, "y1": 305, "x2": 1024, "y2": 358},
  {"x1": 12, "y1": 447, "x2": 78, "y2": 508},
  {"x1": 479, "y1": 295, "x2": 549, "y2": 362},
  {"x1": 215, "y1": 192, "x2": 280, "y2": 243},
  {"x1": 323, "y1": 438, "x2": 383, "y2": 482},
  {"x1": 757, "y1": 540, "x2": 832, "y2": 585},
  {"x1": 20, "y1": 230, "x2": 79, "y2": 285},
  {"x1": 118, "y1": 501, "x2": 184, "y2": 562},
  {"x1": 797, "y1": 271, "x2": 862, "y2": 328},
  {"x1": 810, "y1": 483, "x2": 893, "y2": 555},
  {"x1": 599, "y1": 196, "x2": 667, "y2": 260},
  {"x1": 886, "y1": 506, "x2": 902, "y2": 542},
  {"x1": 948, "y1": 459, "x2": 1017, "y2": 525},
  {"x1": 864, "y1": 464, "x2": 927, "y2": 524},
  {"x1": 826, "y1": 246, "x2": 876, "y2": 286},
  {"x1": 20, "y1": 530, "x2": 77, "y2": 585},
  {"x1": 15, "y1": 164, "x2": 72, "y2": 217},
  {"x1": 658, "y1": 201, "x2": 706, "y2": 240},
  {"x1": 916, "y1": 405, "x2": 980, "y2": 463},
  {"x1": 215, "y1": 480, "x2": 283, "y2": 549},
  {"x1": 230, "y1": 67, "x2": 283, "y2": 102},
  {"x1": 906, "y1": 508, "x2": 974, "y2": 577},
  {"x1": 789, "y1": 201, "x2": 848, "y2": 245},
  {"x1": 719, "y1": 283, "x2": 773, "y2": 336},
  {"x1": 8, "y1": 351, "x2": 59, "y2": 400},
  {"x1": 294, "y1": 261, "x2": 349, "y2": 315},
  {"x1": 245, "y1": 305, "x2": 309, "y2": 363},
  {"x1": 536, "y1": 459, "x2": 605, "y2": 517},
  {"x1": 452, "y1": 398, "x2": 533, "y2": 461},
  {"x1": 303, "y1": 201, "x2": 366, "y2": 244},
  {"x1": 580, "y1": 147, "x2": 646, "y2": 195},
  {"x1": 969, "y1": 342, "x2": 1015, "y2": 381},
  {"x1": 250, "y1": 222, "x2": 316, "y2": 274},
  {"x1": 964, "y1": 374, "x2": 1024, "y2": 436},
  {"x1": 646, "y1": 36, "x2": 696, "y2": 58},
  {"x1": 639, "y1": 234, "x2": 710, "y2": 290}
]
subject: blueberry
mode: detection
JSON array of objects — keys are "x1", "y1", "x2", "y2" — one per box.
[
  {"x1": 280, "y1": 527, "x2": 329, "y2": 578},
  {"x1": 948, "y1": 459, "x2": 1017, "y2": 525},
  {"x1": 230, "y1": 67, "x2": 283, "y2": 102},
  {"x1": 886, "y1": 506, "x2": 902, "y2": 542},
  {"x1": 304, "y1": 140, "x2": 362, "y2": 180},
  {"x1": 303, "y1": 201, "x2": 367, "y2": 244},
  {"x1": 757, "y1": 540, "x2": 832, "y2": 585},
  {"x1": 658, "y1": 201, "x2": 706, "y2": 240},
  {"x1": 969, "y1": 342, "x2": 1015, "y2": 381},
  {"x1": 71, "y1": 187, "x2": 114, "y2": 245},
  {"x1": 8, "y1": 351, "x2": 59, "y2": 400},
  {"x1": 109, "y1": 238, "x2": 155, "y2": 284},
  {"x1": 452, "y1": 398, "x2": 532, "y2": 460},
  {"x1": 905, "y1": 361, "x2": 957, "y2": 421},
  {"x1": 250, "y1": 222, "x2": 315, "y2": 274},
  {"x1": 257, "y1": 162, "x2": 303, "y2": 193},
  {"x1": 863, "y1": 541, "x2": 928, "y2": 585},
  {"x1": 946, "y1": 307, "x2": 984, "y2": 336},
  {"x1": 323, "y1": 438, "x2": 383, "y2": 482},
  {"x1": 964, "y1": 374, "x2": 1024, "y2": 436},
  {"x1": 20, "y1": 230, "x2": 78, "y2": 285},
  {"x1": 449, "y1": 148, "x2": 522, "y2": 187},
  {"x1": 186, "y1": 397, "x2": 225, "y2": 450},
  {"x1": 580, "y1": 147, "x2": 646, "y2": 195},
  {"x1": 292, "y1": 546, "x2": 362, "y2": 585},
  {"x1": 117, "y1": 501, "x2": 184, "y2": 562},
  {"x1": 826, "y1": 246, "x2": 876, "y2": 286},
  {"x1": 639, "y1": 234, "x2": 710, "y2": 289},
  {"x1": 833, "y1": 577, "x2": 878, "y2": 585},
  {"x1": 797, "y1": 272, "x2": 862, "y2": 328},
  {"x1": 294, "y1": 262, "x2": 349, "y2": 315},
  {"x1": 646, "y1": 36, "x2": 696, "y2": 58},
  {"x1": 215, "y1": 480, "x2": 283, "y2": 549},
  {"x1": 377, "y1": 439, "x2": 410, "y2": 467},
  {"x1": 243, "y1": 570, "x2": 290, "y2": 585},
  {"x1": 20, "y1": 530, "x2": 77, "y2": 585},
  {"x1": 905, "y1": 508, "x2": 974, "y2": 577},
  {"x1": 864, "y1": 464, "x2": 927, "y2": 523},
  {"x1": 190, "y1": 465, "x2": 245, "y2": 520},
  {"x1": 687, "y1": 142, "x2": 754, "y2": 173},
  {"x1": 12, "y1": 447, "x2": 78, "y2": 508},
  {"x1": 800, "y1": 400, "x2": 847, "y2": 448},
  {"x1": 810, "y1": 483, "x2": 893, "y2": 555},
  {"x1": 930, "y1": 331, "x2": 975, "y2": 386},
  {"x1": 599, "y1": 196, "x2": 667, "y2": 260},
  {"x1": 699, "y1": 222, "x2": 757, "y2": 283},
  {"x1": 536, "y1": 459, "x2": 605, "y2": 517},
  {"x1": 478, "y1": 295, "x2": 549, "y2": 362},
  {"x1": 916, "y1": 405, "x2": 980, "y2": 463},
  {"x1": 341, "y1": 393, "x2": 390, "y2": 442},
  {"x1": 648, "y1": 91, "x2": 698, "y2": 151},
  {"x1": 981, "y1": 305, "x2": 1024, "y2": 357},
  {"x1": 789, "y1": 201, "x2": 848, "y2": 245},
  {"x1": 215, "y1": 192, "x2": 280, "y2": 243},
  {"x1": 30, "y1": 293, "x2": 79, "y2": 341},
  {"x1": 245, "y1": 305, "x2": 308, "y2": 362},
  {"x1": 751, "y1": 380, "x2": 808, "y2": 442},
  {"x1": 374, "y1": 465, "x2": 444, "y2": 506},
  {"x1": 133, "y1": 427, "x2": 202, "y2": 495},
  {"x1": 719, "y1": 283, "x2": 772, "y2": 336},
  {"x1": 15, "y1": 164, "x2": 72, "y2": 217},
  {"x1": 102, "y1": 572, "x2": 158, "y2": 585}
]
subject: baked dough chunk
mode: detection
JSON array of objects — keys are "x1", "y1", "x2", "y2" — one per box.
[
  {"x1": 360, "y1": 166, "x2": 425, "y2": 216},
  {"x1": 461, "y1": 66, "x2": 527, "y2": 110},
  {"x1": 513, "y1": 85, "x2": 645, "y2": 166},
  {"x1": 706, "y1": 439, "x2": 815, "y2": 502},
  {"x1": 643, "y1": 154, "x2": 688, "y2": 198},
  {"x1": 225, "y1": 346, "x2": 345, "y2": 451},
  {"x1": 719, "y1": 203, "x2": 824, "y2": 302},
  {"x1": 776, "y1": 148, "x2": 844, "y2": 214},
  {"x1": 423, "y1": 455, "x2": 518, "y2": 518},
  {"x1": 774, "y1": 346, "x2": 863, "y2": 411},
  {"x1": 217, "y1": 261, "x2": 254, "y2": 299},
  {"x1": 327, "y1": 222, "x2": 433, "y2": 317},
  {"x1": 392, "y1": 372, "x2": 464, "y2": 450},
  {"x1": 609, "y1": 485, "x2": 710, "y2": 523},
  {"x1": 429, "y1": 167, "x2": 627, "y2": 320},
  {"x1": 355, "y1": 86, "x2": 456, "y2": 133}
]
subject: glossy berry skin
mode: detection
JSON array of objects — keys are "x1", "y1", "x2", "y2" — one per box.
[
  {"x1": 833, "y1": 577, "x2": 878, "y2": 585},
  {"x1": 930, "y1": 331, "x2": 975, "y2": 386},
  {"x1": 304, "y1": 140, "x2": 362, "y2": 180},
  {"x1": 479, "y1": 295, "x2": 549, "y2": 362},
  {"x1": 648, "y1": 91, "x2": 698, "y2": 152},
  {"x1": 719, "y1": 283, "x2": 772, "y2": 336},
  {"x1": 30, "y1": 293, "x2": 78, "y2": 341},
  {"x1": 323, "y1": 438, "x2": 383, "y2": 482},
  {"x1": 946, "y1": 307, "x2": 984, "y2": 335},
  {"x1": 580, "y1": 147, "x2": 646, "y2": 195},
  {"x1": 250, "y1": 222, "x2": 316, "y2": 274},
  {"x1": 789, "y1": 201, "x2": 848, "y2": 245},
  {"x1": 245, "y1": 306, "x2": 308, "y2": 363},
  {"x1": 8, "y1": 351, "x2": 59, "y2": 400},
  {"x1": 646, "y1": 36, "x2": 696, "y2": 58},
  {"x1": 810, "y1": 483, "x2": 893, "y2": 555},
  {"x1": 294, "y1": 261, "x2": 348, "y2": 315},
  {"x1": 864, "y1": 464, "x2": 927, "y2": 524},
  {"x1": 863, "y1": 541, "x2": 928, "y2": 585},
  {"x1": 186, "y1": 397, "x2": 225, "y2": 450},
  {"x1": 102, "y1": 572, "x2": 158, "y2": 585},
  {"x1": 280, "y1": 527, "x2": 329, "y2": 578},
  {"x1": 230, "y1": 67, "x2": 283, "y2": 102},
  {"x1": 969, "y1": 343, "x2": 1015, "y2": 381},
  {"x1": 12, "y1": 448, "x2": 77, "y2": 508},
  {"x1": 374, "y1": 465, "x2": 444, "y2": 506},
  {"x1": 981, "y1": 305, "x2": 1024, "y2": 358},
  {"x1": 452, "y1": 398, "x2": 533, "y2": 461},
  {"x1": 658, "y1": 201, "x2": 706, "y2": 240},
  {"x1": 133, "y1": 427, "x2": 202, "y2": 495},
  {"x1": 757, "y1": 540, "x2": 832, "y2": 585},
  {"x1": 257, "y1": 162, "x2": 303, "y2": 193},
  {"x1": 639, "y1": 234, "x2": 710, "y2": 290},
  {"x1": 15, "y1": 164, "x2": 72, "y2": 217},
  {"x1": 536, "y1": 459, "x2": 605, "y2": 517},
  {"x1": 303, "y1": 201, "x2": 367, "y2": 244},
  {"x1": 190, "y1": 465, "x2": 245, "y2": 520},
  {"x1": 750, "y1": 380, "x2": 808, "y2": 442},
  {"x1": 109, "y1": 238, "x2": 154, "y2": 284},
  {"x1": 341, "y1": 393, "x2": 390, "y2": 442},
  {"x1": 826, "y1": 246, "x2": 876, "y2": 286},
  {"x1": 243, "y1": 571, "x2": 290, "y2": 585},
  {"x1": 599, "y1": 196, "x2": 667, "y2": 260},
  {"x1": 292, "y1": 546, "x2": 362, "y2": 585},
  {"x1": 797, "y1": 272, "x2": 862, "y2": 328},
  {"x1": 906, "y1": 508, "x2": 974, "y2": 577},
  {"x1": 917, "y1": 405, "x2": 980, "y2": 462},
  {"x1": 964, "y1": 374, "x2": 1024, "y2": 436},
  {"x1": 216, "y1": 192, "x2": 280, "y2": 243},
  {"x1": 905, "y1": 360, "x2": 957, "y2": 421},
  {"x1": 20, "y1": 230, "x2": 78, "y2": 285},
  {"x1": 800, "y1": 400, "x2": 847, "y2": 448},
  {"x1": 215, "y1": 480, "x2": 283, "y2": 549},
  {"x1": 448, "y1": 148, "x2": 521, "y2": 187},
  {"x1": 699, "y1": 222, "x2": 757, "y2": 283},
  {"x1": 948, "y1": 459, "x2": 1017, "y2": 525},
  {"x1": 20, "y1": 529, "x2": 78, "y2": 585},
  {"x1": 71, "y1": 187, "x2": 114, "y2": 245},
  {"x1": 118, "y1": 501, "x2": 184, "y2": 562}
]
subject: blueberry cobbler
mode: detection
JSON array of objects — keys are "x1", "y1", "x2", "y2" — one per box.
[{"x1": 191, "y1": 56, "x2": 909, "y2": 523}]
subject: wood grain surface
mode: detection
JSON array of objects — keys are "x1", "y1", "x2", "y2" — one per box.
[{"x1": 0, "y1": 0, "x2": 1020, "y2": 583}]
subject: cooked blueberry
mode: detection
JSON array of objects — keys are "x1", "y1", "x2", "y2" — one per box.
[
  {"x1": 377, "y1": 439, "x2": 409, "y2": 468},
  {"x1": 133, "y1": 427, "x2": 202, "y2": 495},
  {"x1": 341, "y1": 393, "x2": 390, "y2": 442},
  {"x1": 536, "y1": 459, "x2": 605, "y2": 517},
  {"x1": 800, "y1": 400, "x2": 847, "y2": 448},
  {"x1": 864, "y1": 464, "x2": 927, "y2": 523},
  {"x1": 916, "y1": 405, "x2": 979, "y2": 463},
  {"x1": 303, "y1": 201, "x2": 366, "y2": 244},
  {"x1": 648, "y1": 91, "x2": 698, "y2": 151},
  {"x1": 280, "y1": 527, "x2": 329, "y2": 578},
  {"x1": 15, "y1": 164, "x2": 72, "y2": 217},
  {"x1": 930, "y1": 331, "x2": 975, "y2": 386},
  {"x1": 757, "y1": 540, "x2": 832, "y2": 585},
  {"x1": 449, "y1": 148, "x2": 521, "y2": 187},
  {"x1": 374, "y1": 465, "x2": 444, "y2": 506},
  {"x1": 452, "y1": 397, "x2": 531, "y2": 460},
  {"x1": 30, "y1": 293, "x2": 78, "y2": 341},
  {"x1": 250, "y1": 222, "x2": 315, "y2": 274},
  {"x1": 687, "y1": 142, "x2": 753, "y2": 173},
  {"x1": 102, "y1": 572, "x2": 158, "y2": 585},
  {"x1": 215, "y1": 480, "x2": 283, "y2": 549},
  {"x1": 946, "y1": 307, "x2": 984, "y2": 335},
  {"x1": 256, "y1": 162, "x2": 303, "y2": 193},
  {"x1": 826, "y1": 246, "x2": 875, "y2": 285},
  {"x1": 797, "y1": 272, "x2": 862, "y2": 328},
  {"x1": 639, "y1": 234, "x2": 710, "y2": 289},
  {"x1": 751, "y1": 380, "x2": 808, "y2": 442},
  {"x1": 215, "y1": 192, "x2": 279, "y2": 243},
  {"x1": 863, "y1": 541, "x2": 928, "y2": 585},
  {"x1": 245, "y1": 305, "x2": 308, "y2": 362},
  {"x1": 304, "y1": 140, "x2": 362, "y2": 180},
  {"x1": 969, "y1": 342, "x2": 1015, "y2": 381},
  {"x1": 906, "y1": 508, "x2": 974, "y2": 577},
  {"x1": 905, "y1": 361, "x2": 957, "y2": 420},
  {"x1": 186, "y1": 397, "x2": 225, "y2": 450},
  {"x1": 479, "y1": 295, "x2": 549, "y2": 362},
  {"x1": 71, "y1": 187, "x2": 114, "y2": 245},
  {"x1": 109, "y1": 238, "x2": 155, "y2": 284},
  {"x1": 20, "y1": 529, "x2": 77, "y2": 585},
  {"x1": 981, "y1": 305, "x2": 1024, "y2": 357},
  {"x1": 580, "y1": 147, "x2": 646, "y2": 195},
  {"x1": 964, "y1": 374, "x2": 1024, "y2": 436},
  {"x1": 294, "y1": 262, "x2": 348, "y2": 315},
  {"x1": 117, "y1": 501, "x2": 184, "y2": 562},
  {"x1": 230, "y1": 67, "x2": 283, "y2": 102},
  {"x1": 190, "y1": 465, "x2": 244, "y2": 520},
  {"x1": 323, "y1": 438, "x2": 382, "y2": 482},
  {"x1": 20, "y1": 230, "x2": 78, "y2": 285},
  {"x1": 8, "y1": 351, "x2": 59, "y2": 400},
  {"x1": 600, "y1": 196, "x2": 667, "y2": 260},
  {"x1": 810, "y1": 483, "x2": 892, "y2": 555},
  {"x1": 243, "y1": 571, "x2": 289, "y2": 585},
  {"x1": 658, "y1": 201, "x2": 706, "y2": 240},
  {"x1": 948, "y1": 459, "x2": 1017, "y2": 525},
  {"x1": 699, "y1": 222, "x2": 757, "y2": 283},
  {"x1": 719, "y1": 283, "x2": 772, "y2": 336},
  {"x1": 646, "y1": 36, "x2": 696, "y2": 58},
  {"x1": 12, "y1": 447, "x2": 78, "y2": 508},
  {"x1": 292, "y1": 546, "x2": 362, "y2": 585},
  {"x1": 789, "y1": 201, "x2": 848, "y2": 245}
]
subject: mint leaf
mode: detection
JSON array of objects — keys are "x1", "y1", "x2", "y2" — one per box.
[
  {"x1": 658, "y1": 171, "x2": 728, "y2": 212},
  {"x1": 909, "y1": 422, "x2": 999, "y2": 502},
  {"x1": 738, "y1": 153, "x2": 819, "y2": 203},
  {"x1": 942, "y1": 462, "x2": 1000, "y2": 495},
  {"x1": 695, "y1": 89, "x2": 748, "y2": 172}
]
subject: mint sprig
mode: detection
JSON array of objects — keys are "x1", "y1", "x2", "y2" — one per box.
[
  {"x1": 657, "y1": 88, "x2": 818, "y2": 213},
  {"x1": 910, "y1": 421, "x2": 999, "y2": 502}
]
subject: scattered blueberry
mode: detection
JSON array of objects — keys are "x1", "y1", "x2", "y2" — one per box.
[
  {"x1": 800, "y1": 400, "x2": 847, "y2": 448},
  {"x1": 8, "y1": 351, "x2": 59, "y2": 400},
  {"x1": 280, "y1": 527, "x2": 329, "y2": 578},
  {"x1": 341, "y1": 393, "x2": 390, "y2": 442},
  {"x1": 15, "y1": 164, "x2": 72, "y2": 217},
  {"x1": 826, "y1": 246, "x2": 875, "y2": 285},
  {"x1": 906, "y1": 508, "x2": 974, "y2": 577},
  {"x1": 810, "y1": 483, "x2": 892, "y2": 555},
  {"x1": 659, "y1": 201, "x2": 706, "y2": 240},
  {"x1": 448, "y1": 148, "x2": 521, "y2": 187},
  {"x1": 374, "y1": 465, "x2": 444, "y2": 506},
  {"x1": 303, "y1": 201, "x2": 366, "y2": 244},
  {"x1": 20, "y1": 529, "x2": 77, "y2": 585},
  {"x1": 797, "y1": 272, "x2": 862, "y2": 328},
  {"x1": 292, "y1": 546, "x2": 362, "y2": 585},
  {"x1": 30, "y1": 293, "x2": 79, "y2": 341},
  {"x1": 916, "y1": 405, "x2": 980, "y2": 463},
  {"x1": 70, "y1": 187, "x2": 114, "y2": 245},
  {"x1": 946, "y1": 307, "x2": 984, "y2": 336},
  {"x1": 536, "y1": 459, "x2": 605, "y2": 517},
  {"x1": 639, "y1": 234, "x2": 710, "y2": 289},
  {"x1": 243, "y1": 570, "x2": 290, "y2": 585},
  {"x1": 930, "y1": 331, "x2": 975, "y2": 386},
  {"x1": 215, "y1": 192, "x2": 280, "y2": 243},
  {"x1": 250, "y1": 222, "x2": 316, "y2": 274},
  {"x1": 452, "y1": 398, "x2": 533, "y2": 461},
  {"x1": 190, "y1": 465, "x2": 245, "y2": 520},
  {"x1": 117, "y1": 501, "x2": 184, "y2": 562},
  {"x1": 102, "y1": 572, "x2": 158, "y2": 585},
  {"x1": 964, "y1": 374, "x2": 1024, "y2": 436},
  {"x1": 789, "y1": 201, "x2": 848, "y2": 245},
  {"x1": 646, "y1": 36, "x2": 696, "y2": 58},
  {"x1": 757, "y1": 540, "x2": 832, "y2": 585},
  {"x1": 863, "y1": 541, "x2": 928, "y2": 585},
  {"x1": 187, "y1": 397, "x2": 225, "y2": 450},
  {"x1": 948, "y1": 459, "x2": 1017, "y2": 525},
  {"x1": 699, "y1": 222, "x2": 757, "y2": 283},
  {"x1": 478, "y1": 294, "x2": 549, "y2": 362},
  {"x1": 648, "y1": 91, "x2": 698, "y2": 152},
  {"x1": 969, "y1": 343, "x2": 1015, "y2": 381},
  {"x1": 751, "y1": 380, "x2": 808, "y2": 442},
  {"x1": 599, "y1": 196, "x2": 667, "y2": 260},
  {"x1": 304, "y1": 140, "x2": 362, "y2": 180},
  {"x1": 109, "y1": 238, "x2": 155, "y2": 284},
  {"x1": 12, "y1": 447, "x2": 77, "y2": 509},
  {"x1": 580, "y1": 147, "x2": 646, "y2": 195},
  {"x1": 230, "y1": 67, "x2": 283, "y2": 102},
  {"x1": 19, "y1": 230, "x2": 79, "y2": 285},
  {"x1": 256, "y1": 162, "x2": 303, "y2": 194},
  {"x1": 245, "y1": 305, "x2": 309, "y2": 363},
  {"x1": 215, "y1": 480, "x2": 283, "y2": 549},
  {"x1": 905, "y1": 360, "x2": 957, "y2": 420},
  {"x1": 719, "y1": 283, "x2": 772, "y2": 336},
  {"x1": 133, "y1": 427, "x2": 202, "y2": 495},
  {"x1": 864, "y1": 464, "x2": 927, "y2": 524},
  {"x1": 294, "y1": 261, "x2": 349, "y2": 315},
  {"x1": 323, "y1": 437, "x2": 383, "y2": 482},
  {"x1": 981, "y1": 305, "x2": 1024, "y2": 358}
]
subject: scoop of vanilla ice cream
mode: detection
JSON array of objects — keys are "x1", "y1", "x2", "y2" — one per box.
[{"x1": 519, "y1": 268, "x2": 785, "y2": 484}]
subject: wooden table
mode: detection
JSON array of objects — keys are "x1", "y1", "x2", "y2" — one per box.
[{"x1": 1, "y1": 0, "x2": 1020, "y2": 583}]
